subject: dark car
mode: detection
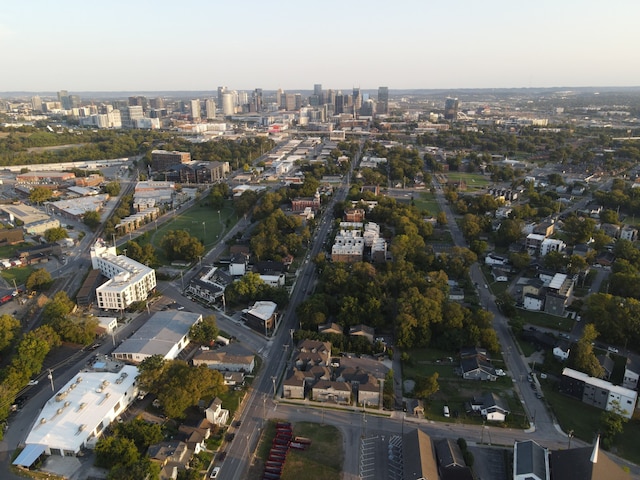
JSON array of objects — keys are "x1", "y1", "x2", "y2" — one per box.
[
  {"x1": 225, "y1": 433, "x2": 235, "y2": 442},
  {"x1": 217, "y1": 451, "x2": 227, "y2": 461},
  {"x1": 234, "y1": 420, "x2": 242, "y2": 427}
]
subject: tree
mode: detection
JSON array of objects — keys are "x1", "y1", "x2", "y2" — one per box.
[
  {"x1": 189, "y1": 315, "x2": 220, "y2": 346},
  {"x1": 26, "y1": 268, "x2": 53, "y2": 291},
  {"x1": 509, "y1": 252, "x2": 531, "y2": 271},
  {"x1": 460, "y1": 214, "x2": 482, "y2": 241},
  {"x1": 571, "y1": 324, "x2": 604, "y2": 378},
  {"x1": 115, "y1": 418, "x2": 163, "y2": 452},
  {"x1": 44, "y1": 226, "x2": 68, "y2": 242},
  {"x1": 436, "y1": 211, "x2": 448, "y2": 225},
  {"x1": 600, "y1": 400, "x2": 628, "y2": 449},
  {"x1": 42, "y1": 291, "x2": 75, "y2": 323},
  {"x1": 95, "y1": 436, "x2": 140, "y2": 469},
  {"x1": 0, "y1": 314, "x2": 20, "y2": 351},
  {"x1": 161, "y1": 230, "x2": 205, "y2": 262},
  {"x1": 29, "y1": 186, "x2": 52, "y2": 205},
  {"x1": 104, "y1": 181, "x2": 121, "y2": 196},
  {"x1": 414, "y1": 372, "x2": 439, "y2": 399},
  {"x1": 83, "y1": 210, "x2": 102, "y2": 230}
]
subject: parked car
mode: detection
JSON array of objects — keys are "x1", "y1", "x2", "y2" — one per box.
[
  {"x1": 607, "y1": 346, "x2": 619, "y2": 354},
  {"x1": 210, "y1": 467, "x2": 220, "y2": 478},
  {"x1": 28, "y1": 380, "x2": 38, "y2": 386}
]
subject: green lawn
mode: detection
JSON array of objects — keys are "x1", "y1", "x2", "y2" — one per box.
[
  {"x1": 443, "y1": 172, "x2": 491, "y2": 191},
  {"x1": 515, "y1": 309, "x2": 574, "y2": 332},
  {"x1": 413, "y1": 192, "x2": 441, "y2": 216},
  {"x1": 136, "y1": 201, "x2": 236, "y2": 265},
  {"x1": 0, "y1": 266, "x2": 35, "y2": 287}
]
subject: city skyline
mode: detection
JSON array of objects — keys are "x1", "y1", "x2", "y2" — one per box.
[{"x1": 1, "y1": 0, "x2": 639, "y2": 92}]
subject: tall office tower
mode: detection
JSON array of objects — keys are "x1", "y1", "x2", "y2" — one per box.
[
  {"x1": 326, "y1": 89, "x2": 334, "y2": 106},
  {"x1": 361, "y1": 99, "x2": 376, "y2": 117},
  {"x1": 149, "y1": 97, "x2": 165, "y2": 109},
  {"x1": 377, "y1": 86, "x2": 389, "y2": 114},
  {"x1": 237, "y1": 91, "x2": 248, "y2": 107},
  {"x1": 444, "y1": 97, "x2": 459, "y2": 121},
  {"x1": 190, "y1": 99, "x2": 201, "y2": 120},
  {"x1": 31, "y1": 96, "x2": 42, "y2": 113},
  {"x1": 122, "y1": 105, "x2": 144, "y2": 128},
  {"x1": 283, "y1": 94, "x2": 297, "y2": 111},
  {"x1": 222, "y1": 93, "x2": 235, "y2": 116},
  {"x1": 276, "y1": 89, "x2": 283, "y2": 109},
  {"x1": 295, "y1": 93, "x2": 302, "y2": 110},
  {"x1": 69, "y1": 95, "x2": 81, "y2": 109},
  {"x1": 313, "y1": 84, "x2": 324, "y2": 104},
  {"x1": 217, "y1": 86, "x2": 227, "y2": 105},
  {"x1": 252, "y1": 88, "x2": 263, "y2": 112},
  {"x1": 205, "y1": 98, "x2": 216, "y2": 119},
  {"x1": 335, "y1": 92, "x2": 345, "y2": 114},
  {"x1": 352, "y1": 87, "x2": 362, "y2": 113},
  {"x1": 309, "y1": 95, "x2": 320, "y2": 107},
  {"x1": 58, "y1": 90, "x2": 71, "y2": 110}
]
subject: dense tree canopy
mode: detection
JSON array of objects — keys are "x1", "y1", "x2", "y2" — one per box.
[
  {"x1": 26, "y1": 268, "x2": 53, "y2": 291},
  {"x1": 161, "y1": 230, "x2": 205, "y2": 262},
  {"x1": 44, "y1": 226, "x2": 68, "y2": 242}
]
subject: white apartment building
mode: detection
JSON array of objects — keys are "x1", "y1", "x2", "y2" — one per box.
[{"x1": 90, "y1": 240, "x2": 156, "y2": 311}]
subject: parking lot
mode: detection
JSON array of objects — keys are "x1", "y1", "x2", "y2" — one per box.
[{"x1": 359, "y1": 433, "x2": 405, "y2": 479}]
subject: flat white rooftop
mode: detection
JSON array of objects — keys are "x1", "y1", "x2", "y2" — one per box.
[{"x1": 23, "y1": 364, "x2": 138, "y2": 454}]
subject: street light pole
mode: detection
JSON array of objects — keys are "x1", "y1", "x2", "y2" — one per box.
[
  {"x1": 47, "y1": 369, "x2": 54, "y2": 392},
  {"x1": 271, "y1": 376, "x2": 277, "y2": 397}
]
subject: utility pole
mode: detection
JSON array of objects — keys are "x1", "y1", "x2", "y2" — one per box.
[
  {"x1": 47, "y1": 369, "x2": 54, "y2": 392},
  {"x1": 271, "y1": 376, "x2": 277, "y2": 397}
]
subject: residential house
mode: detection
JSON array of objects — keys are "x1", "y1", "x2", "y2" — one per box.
[
  {"x1": 513, "y1": 440, "x2": 550, "y2": 480},
  {"x1": 526, "y1": 233, "x2": 546, "y2": 256},
  {"x1": 540, "y1": 238, "x2": 566, "y2": 256},
  {"x1": 485, "y1": 253, "x2": 508, "y2": 266},
  {"x1": 460, "y1": 348, "x2": 497, "y2": 381},
  {"x1": 192, "y1": 344, "x2": 255, "y2": 373},
  {"x1": 147, "y1": 440, "x2": 192, "y2": 480},
  {"x1": 434, "y1": 438, "x2": 474, "y2": 480},
  {"x1": 544, "y1": 273, "x2": 574, "y2": 316},
  {"x1": 311, "y1": 380, "x2": 351, "y2": 404},
  {"x1": 620, "y1": 225, "x2": 638, "y2": 242},
  {"x1": 469, "y1": 392, "x2": 510, "y2": 422},
  {"x1": 623, "y1": 356, "x2": 640, "y2": 390},
  {"x1": 553, "y1": 340, "x2": 571, "y2": 361},
  {"x1": 336, "y1": 368, "x2": 380, "y2": 407},
  {"x1": 449, "y1": 287, "x2": 465, "y2": 301},
  {"x1": 349, "y1": 324, "x2": 375, "y2": 343},
  {"x1": 524, "y1": 294, "x2": 544, "y2": 311},
  {"x1": 295, "y1": 340, "x2": 331, "y2": 370},
  {"x1": 318, "y1": 323, "x2": 343, "y2": 335},
  {"x1": 229, "y1": 252, "x2": 250, "y2": 276},
  {"x1": 492, "y1": 266, "x2": 510, "y2": 282},
  {"x1": 283, "y1": 369, "x2": 306, "y2": 399},
  {"x1": 599, "y1": 223, "x2": 621, "y2": 239},
  {"x1": 204, "y1": 397, "x2": 229, "y2": 426},
  {"x1": 533, "y1": 220, "x2": 555, "y2": 237},
  {"x1": 177, "y1": 424, "x2": 210, "y2": 455},
  {"x1": 559, "y1": 367, "x2": 637, "y2": 419}
]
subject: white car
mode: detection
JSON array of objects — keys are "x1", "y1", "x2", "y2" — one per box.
[
  {"x1": 210, "y1": 467, "x2": 221, "y2": 478},
  {"x1": 495, "y1": 369, "x2": 506, "y2": 376},
  {"x1": 28, "y1": 380, "x2": 38, "y2": 386},
  {"x1": 607, "y1": 346, "x2": 619, "y2": 354}
]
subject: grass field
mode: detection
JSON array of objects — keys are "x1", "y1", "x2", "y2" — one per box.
[
  {"x1": 250, "y1": 421, "x2": 342, "y2": 480},
  {"x1": 515, "y1": 309, "x2": 574, "y2": 332},
  {"x1": 137, "y1": 201, "x2": 236, "y2": 265},
  {"x1": 0, "y1": 242, "x2": 29, "y2": 259},
  {"x1": 413, "y1": 191, "x2": 441, "y2": 216},
  {"x1": 441, "y1": 172, "x2": 491, "y2": 192},
  {"x1": 0, "y1": 266, "x2": 35, "y2": 287}
]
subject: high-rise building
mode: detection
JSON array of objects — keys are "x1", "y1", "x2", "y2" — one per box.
[
  {"x1": 284, "y1": 94, "x2": 297, "y2": 111},
  {"x1": 205, "y1": 98, "x2": 216, "y2": 119},
  {"x1": 444, "y1": 97, "x2": 459, "y2": 121},
  {"x1": 149, "y1": 97, "x2": 165, "y2": 109},
  {"x1": 352, "y1": 87, "x2": 362, "y2": 113},
  {"x1": 217, "y1": 86, "x2": 227, "y2": 105},
  {"x1": 222, "y1": 93, "x2": 235, "y2": 116},
  {"x1": 313, "y1": 84, "x2": 324, "y2": 104},
  {"x1": 31, "y1": 96, "x2": 42, "y2": 113},
  {"x1": 377, "y1": 87, "x2": 389, "y2": 115},
  {"x1": 252, "y1": 88, "x2": 263, "y2": 112},
  {"x1": 121, "y1": 105, "x2": 144, "y2": 128},
  {"x1": 190, "y1": 99, "x2": 201, "y2": 120},
  {"x1": 276, "y1": 89, "x2": 283, "y2": 109},
  {"x1": 335, "y1": 92, "x2": 345, "y2": 114},
  {"x1": 57, "y1": 90, "x2": 70, "y2": 109}
]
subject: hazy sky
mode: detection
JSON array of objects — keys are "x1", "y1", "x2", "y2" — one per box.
[{"x1": 2, "y1": 0, "x2": 639, "y2": 92}]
